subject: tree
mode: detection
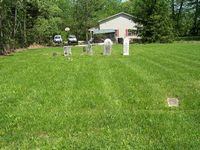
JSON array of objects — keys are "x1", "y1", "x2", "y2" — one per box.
[
  {"x1": 121, "y1": 0, "x2": 136, "y2": 14},
  {"x1": 71, "y1": 0, "x2": 102, "y2": 40},
  {"x1": 33, "y1": 0, "x2": 63, "y2": 44},
  {"x1": 134, "y1": 0, "x2": 174, "y2": 43},
  {"x1": 170, "y1": 0, "x2": 199, "y2": 36},
  {"x1": 0, "y1": 0, "x2": 39, "y2": 54},
  {"x1": 188, "y1": 0, "x2": 200, "y2": 35},
  {"x1": 71, "y1": 0, "x2": 122, "y2": 40}
]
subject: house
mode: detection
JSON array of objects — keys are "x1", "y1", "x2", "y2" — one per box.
[{"x1": 89, "y1": 12, "x2": 141, "y2": 43}]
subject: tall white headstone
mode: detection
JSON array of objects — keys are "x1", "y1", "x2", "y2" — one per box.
[
  {"x1": 104, "y1": 39, "x2": 113, "y2": 56},
  {"x1": 64, "y1": 46, "x2": 72, "y2": 56},
  {"x1": 123, "y1": 37, "x2": 130, "y2": 56}
]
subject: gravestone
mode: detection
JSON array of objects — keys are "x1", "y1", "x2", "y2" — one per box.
[
  {"x1": 123, "y1": 37, "x2": 130, "y2": 56},
  {"x1": 103, "y1": 39, "x2": 113, "y2": 55},
  {"x1": 64, "y1": 46, "x2": 72, "y2": 56},
  {"x1": 86, "y1": 42, "x2": 93, "y2": 55},
  {"x1": 167, "y1": 98, "x2": 179, "y2": 107}
]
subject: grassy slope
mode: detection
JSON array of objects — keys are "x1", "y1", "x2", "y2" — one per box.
[{"x1": 0, "y1": 43, "x2": 200, "y2": 149}]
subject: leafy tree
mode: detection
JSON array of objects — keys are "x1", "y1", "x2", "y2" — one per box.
[
  {"x1": 33, "y1": 0, "x2": 63, "y2": 44},
  {"x1": 71, "y1": 0, "x2": 102, "y2": 40},
  {"x1": 121, "y1": 0, "x2": 136, "y2": 14},
  {"x1": 170, "y1": 0, "x2": 199, "y2": 36},
  {"x1": 0, "y1": 0, "x2": 39, "y2": 54},
  {"x1": 71, "y1": 0, "x2": 122, "y2": 40},
  {"x1": 188, "y1": 0, "x2": 200, "y2": 35},
  {"x1": 134, "y1": 0, "x2": 174, "y2": 43}
]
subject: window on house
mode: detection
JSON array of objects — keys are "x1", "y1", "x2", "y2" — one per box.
[
  {"x1": 128, "y1": 29, "x2": 138, "y2": 36},
  {"x1": 115, "y1": 30, "x2": 119, "y2": 37}
]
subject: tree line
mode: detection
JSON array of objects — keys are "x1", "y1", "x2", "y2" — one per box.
[
  {"x1": 0, "y1": 0, "x2": 199, "y2": 54},
  {"x1": 133, "y1": 0, "x2": 199, "y2": 42}
]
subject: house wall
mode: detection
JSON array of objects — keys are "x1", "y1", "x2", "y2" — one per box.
[{"x1": 99, "y1": 15, "x2": 139, "y2": 39}]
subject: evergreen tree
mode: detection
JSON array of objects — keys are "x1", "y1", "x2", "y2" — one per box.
[{"x1": 134, "y1": 0, "x2": 174, "y2": 42}]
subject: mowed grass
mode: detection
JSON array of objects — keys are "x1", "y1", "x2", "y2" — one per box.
[{"x1": 0, "y1": 43, "x2": 200, "y2": 149}]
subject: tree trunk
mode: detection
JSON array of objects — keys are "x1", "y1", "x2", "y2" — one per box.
[
  {"x1": 171, "y1": 0, "x2": 175, "y2": 19},
  {"x1": 23, "y1": 13, "x2": 27, "y2": 47},
  {"x1": 193, "y1": 0, "x2": 199, "y2": 35},
  {"x1": 85, "y1": 24, "x2": 89, "y2": 41},
  {"x1": 177, "y1": 0, "x2": 184, "y2": 27},
  {"x1": 0, "y1": 16, "x2": 3, "y2": 54},
  {"x1": 13, "y1": 5, "x2": 17, "y2": 51},
  {"x1": 0, "y1": 2, "x2": 4, "y2": 54}
]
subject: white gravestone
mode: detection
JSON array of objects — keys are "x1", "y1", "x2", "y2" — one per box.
[
  {"x1": 104, "y1": 39, "x2": 113, "y2": 55},
  {"x1": 123, "y1": 37, "x2": 130, "y2": 56},
  {"x1": 64, "y1": 46, "x2": 72, "y2": 56}
]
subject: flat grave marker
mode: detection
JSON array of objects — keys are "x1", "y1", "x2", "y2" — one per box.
[{"x1": 167, "y1": 98, "x2": 179, "y2": 107}]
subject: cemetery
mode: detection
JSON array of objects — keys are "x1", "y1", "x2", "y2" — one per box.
[
  {"x1": 1, "y1": 0, "x2": 200, "y2": 149},
  {"x1": 0, "y1": 42, "x2": 200, "y2": 149}
]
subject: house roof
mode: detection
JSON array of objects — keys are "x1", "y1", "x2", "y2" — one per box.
[
  {"x1": 93, "y1": 29, "x2": 116, "y2": 34},
  {"x1": 98, "y1": 12, "x2": 136, "y2": 24}
]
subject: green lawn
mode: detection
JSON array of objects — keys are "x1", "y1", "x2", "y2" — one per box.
[{"x1": 0, "y1": 43, "x2": 200, "y2": 149}]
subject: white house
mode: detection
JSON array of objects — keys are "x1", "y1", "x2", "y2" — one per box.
[{"x1": 90, "y1": 12, "x2": 141, "y2": 42}]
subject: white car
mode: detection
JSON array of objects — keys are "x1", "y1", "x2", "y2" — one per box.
[
  {"x1": 68, "y1": 35, "x2": 78, "y2": 45},
  {"x1": 53, "y1": 35, "x2": 63, "y2": 43}
]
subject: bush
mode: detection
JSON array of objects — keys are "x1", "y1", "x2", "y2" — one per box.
[{"x1": 176, "y1": 36, "x2": 200, "y2": 41}]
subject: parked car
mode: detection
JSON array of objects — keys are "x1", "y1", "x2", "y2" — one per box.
[
  {"x1": 53, "y1": 35, "x2": 63, "y2": 43},
  {"x1": 68, "y1": 35, "x2": 78, "y2": 45}
]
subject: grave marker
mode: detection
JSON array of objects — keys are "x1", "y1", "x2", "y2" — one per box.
[
  {"x1": 104, "y1": 39, "x2": 113, "y2": 56},
  {"x1": 123, "y1": 37, "x2": 130, "y2": 56},
  {"x1": 167, "y1": 98, "x2": 179, "y2": 107},
  {"x1": 64, "y1": 46, "x2": 72, "y2": 56},
  {"x1": 86, "y1": 42, "x2": 93, "y2": 55}
]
